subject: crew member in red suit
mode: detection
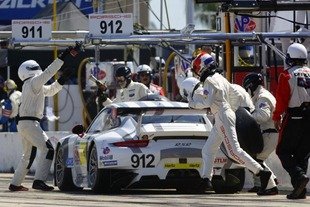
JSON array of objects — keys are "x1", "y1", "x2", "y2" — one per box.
[{"x1": 273, "y1": 42, "x2": 310, "y2": 200}]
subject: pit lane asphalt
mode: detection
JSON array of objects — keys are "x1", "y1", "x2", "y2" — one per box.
[{"x1": 0, "y1": 173, "x2": 309, "y2": 207}]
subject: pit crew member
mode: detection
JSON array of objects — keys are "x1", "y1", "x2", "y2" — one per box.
[
  {"x1": 9, "y1": 42, "x2": 83, "y2": 192},
  {"x1": 98, "y1": 66, "x2": 152, "y2": 106},
  {"x1": 136, "y1": 64, "x2": 165, "y2": 96},
  {"x1": 186, "y1": 53, "x2": 276, "y2": 195},
  {"x1": 0, "y1": 79, "x2": 21, "y2": 132},
  {"x1": 243, "y1": 73, "x2": 279, "y2": 195},
  {"x1": 273, "y1": 43, "x2": 310, "y2": 199}
]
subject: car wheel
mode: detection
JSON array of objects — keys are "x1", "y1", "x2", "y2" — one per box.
[
  {"x1": 212, "y1": 168, "x2": 245, "y2": 194},
  {"x1": 54, "y1": 146, "x2": 83, "y2": 191},
  {"x1": 88, "y1": 145, "x2": 112, "y2": 193}
]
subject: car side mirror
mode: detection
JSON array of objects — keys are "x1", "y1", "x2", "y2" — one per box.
[{"x1": 72, "y1": 124, "x2": 85, "y2": 137}]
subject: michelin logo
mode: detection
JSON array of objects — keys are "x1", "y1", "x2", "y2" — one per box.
[
  {"x1": 102, "y1": 160, "x2": 118, "y2": 166},
  {"x1": 0, "y1": 0, "x2": 91, "y2": 9}
]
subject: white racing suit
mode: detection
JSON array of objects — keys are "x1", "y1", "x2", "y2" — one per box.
[
  {"x1": 102, "y1": 81, "x2": 151, "y2": 105},
  {"x1": 251, "y1": 85, "x2": 278, "y2": 187},
  {"x1": 11, "y1": 58, "x2": 64, "y2": 186},
  {"x1": 188, "y1": 73, "x2": 276, "y2": 190}
]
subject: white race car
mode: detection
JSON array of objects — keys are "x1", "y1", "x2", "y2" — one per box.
[{"x1": 54, "y1": 101, "x2": 245, "y2": 193}]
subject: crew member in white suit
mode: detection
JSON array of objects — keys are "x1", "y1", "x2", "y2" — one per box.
[
  {"x1": 186, "y1": 53, "x2": 276, "y2": 195},
  {"x1": 9, "y1": 42, "x2": 83, "y2": 192}
]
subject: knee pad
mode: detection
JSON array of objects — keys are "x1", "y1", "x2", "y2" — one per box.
[
  {"x1": 26, "y1": 146, "x2": 37, "y2": 169},
  {"x1": 45, "y1": 140, "x2": 54, "y2": 160}
]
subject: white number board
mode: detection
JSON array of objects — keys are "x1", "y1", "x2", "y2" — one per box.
[
  {"x1": 89, "y1": 13, "x2": 133, "y2": 37},
  {"x1": 12, "y1": 19, "x2": 52, "y2": 42}
]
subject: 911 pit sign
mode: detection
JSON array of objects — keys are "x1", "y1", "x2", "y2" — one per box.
[
  {"x1": 12, "y1": 19, "x2": 52, "y2": 42},
  {"x1": 88, "y1": 13, "x2": 133, "y2": 38}
]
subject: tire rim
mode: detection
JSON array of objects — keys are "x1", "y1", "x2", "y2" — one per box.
[
  {"x1": 55, "y1": 147, "x2": 64, "y2": 185},
  {"x1": 88, "y1": 146, "x2": 98, "y2": 187}
]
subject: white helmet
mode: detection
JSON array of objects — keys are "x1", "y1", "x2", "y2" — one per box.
[
  {"x1": 285, "y1": 43, "x2": 308, "y2": 69},
  {"x1": 179, "y1": 77, "x2": 200, "y2": 99},
  {"x1": 137, "y1": 64, "x2": 152, "y2": 74},
  {"x1": 18, "y1": 60, "x2": 42, "y2": 81},
  {"x1": 155, "y1": 57, "x2": 165, "y2": 67},
  {"x1": 287, "y1": 43, "x2": 307, "y2": 59}
]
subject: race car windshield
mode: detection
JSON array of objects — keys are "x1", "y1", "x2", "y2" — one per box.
[{"x1": 142, "y1": 115, "x2": 205, "y2": 124}]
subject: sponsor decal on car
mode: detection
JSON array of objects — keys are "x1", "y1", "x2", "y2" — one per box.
[
  {"x1": 103, "y1": 147, "x2": 110, "y2": 154},
  {"x1": 214, "y1": 157, "x2": 227, "y2": 164},
  {"x1": 102, "y1": 160, "x2": 118, "y2": 166},
  {"x1": 175, "y1": 142, "x2": 191, "y2": 147},
  {"x1": 99, "y1": 155, "x2": 113, "y2": 160},
  {"x1": 78, "y1": 142, "x2": 87, "y2": 165},
  {"x1": 66, "y1": 158, "x2": 74, "y2": 167},
  {"x1": 164, "y1": 162, "x2": 201, "y2": 169}
]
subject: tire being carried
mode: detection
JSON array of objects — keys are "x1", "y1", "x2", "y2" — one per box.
[{"x1": 235, "y1": 107, "x2": 263, "y2": 155}]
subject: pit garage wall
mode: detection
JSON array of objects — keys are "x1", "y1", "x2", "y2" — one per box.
[
  {"x1": 0, "y1": 131, "x2": 309, "y2": 191},
  {"x1": 0, "y1": 131, "x2": 70, "y2": 173},
  {"x1": 47, "y1": 85, "x2": 84, "y2": 131}
]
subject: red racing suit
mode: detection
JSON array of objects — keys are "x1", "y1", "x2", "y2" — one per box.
[{"x1": 149, "y1": 83, "x2": 165, "y2": 96}]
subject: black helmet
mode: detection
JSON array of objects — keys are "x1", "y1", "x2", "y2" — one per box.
[
  {"x1": 243, "y1": 73, "x2": 263, "y2": 96},
  {"x1": 115, "y1": 66, "x2": 132, "y2": 88},
  {"x1": 115, "y1": 66, "x2": 131, "y2": 79}
]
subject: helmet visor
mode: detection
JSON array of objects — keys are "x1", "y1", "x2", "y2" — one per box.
[{"x1": 26, "y1": 65, "x2": 41, "y2": 71}]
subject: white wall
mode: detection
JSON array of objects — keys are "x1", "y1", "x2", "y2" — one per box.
[
  {"x1": 47, "y1": 85, "x2": 84, "y2": 131},
  {"x1": 0, "y1": 131, "x2": 69, "y2": 173}
]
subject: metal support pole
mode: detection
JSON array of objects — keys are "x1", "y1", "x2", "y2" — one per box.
[
  {"x1": 133, "y1": 0, "x2": 140, "y2": 68},
  {"x1": 224, "y1": 12, "x2": 232, "y2": 82},
  {"x1": 53, "y1": 0, "x2": 59, "y2": 131}
]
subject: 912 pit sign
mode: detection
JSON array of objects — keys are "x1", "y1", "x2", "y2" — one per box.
[
  {"x1": 12, "y1": 19, "x2": 52, "y2": 42},
  {"x1": 88, "y1": 13, "x2": 133, "y2": 38}
]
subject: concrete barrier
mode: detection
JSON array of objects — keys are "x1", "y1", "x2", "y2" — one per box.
[
  {"x1": 0, "y1": 132, "x2": 309, "y2": 190},
  {"x1": 0, "y1": 131, "x2": 69, "y2": 173}
]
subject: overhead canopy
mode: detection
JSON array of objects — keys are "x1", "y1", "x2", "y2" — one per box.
[{"x1": 34, "y1": 1, "x2": 89, "y2": 31}]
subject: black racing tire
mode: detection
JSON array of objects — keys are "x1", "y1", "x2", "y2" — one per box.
[
  {"x1": 88, "y1": 145, "x2": 114, "y2": 193},
  {"x1": 54, "y1": 146, "x2": 83, "y2": 191},
  {"x1": 212, "y1": 168, "x2": 245, "y2": 194}
]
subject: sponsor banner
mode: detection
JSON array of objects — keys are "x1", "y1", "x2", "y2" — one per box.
[{"x1": 0, "y1": 0, "x2": 93, "y2": 25}]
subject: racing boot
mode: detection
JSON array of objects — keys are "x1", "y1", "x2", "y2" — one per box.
[
  {"x1": 9, "y1": 184, "x2": 29, "y2": 191},
  {"x1": 286, "y1": 174, "x2": 309, "y2": 200},
  {"x1": 32, "y1": 180, "x2": 54, "y2": 191},
  {"x1": 201, "y1": 178, "x2": 213, "y2": 190},
  {"x1": 257, "y1": 187, "x2": 278, "y2": 196},
  {"x1": 287, "y1": 188, "x2": 307, "y2": 199},
  {"x1": 248, "y1": 186, "x2": 260, "y2": 193},
  {"x1": 257, "y1": 170, "x2": 271, "y2": 191}
]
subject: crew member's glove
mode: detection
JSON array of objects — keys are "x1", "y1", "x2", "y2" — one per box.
[
  {"x1": 97, "y1": 89, "x2": 108, "y2": 103},
  {"x1": 58, "y1": 68, "x2": 73, "y2": 85},
  {"x1": 58, "y1": 41, "x2": 84, "y2": 61}
]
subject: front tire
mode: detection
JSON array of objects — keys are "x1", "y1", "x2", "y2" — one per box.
[{"x1": 54, "y1": 145, "x2": 83, "y2": 191}]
